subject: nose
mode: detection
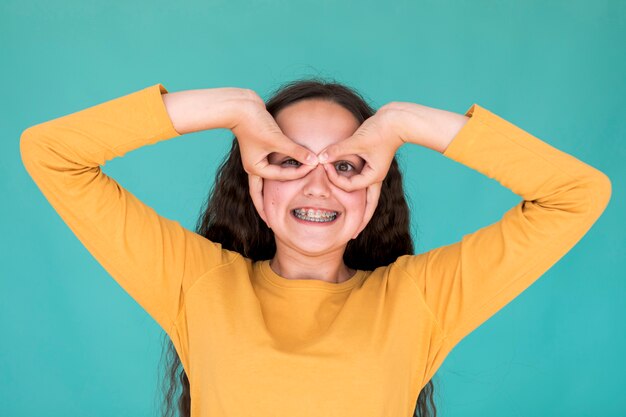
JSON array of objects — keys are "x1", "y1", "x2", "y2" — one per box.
[{"x1": 302, "y1": 164, "x2": 332, "y2": 198}]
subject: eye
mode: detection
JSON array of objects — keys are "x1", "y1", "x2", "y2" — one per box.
[
  {"x1": 334, "y1": 161, "x2": 355, "y2": 174},
  {"x1": 281, "y1": 158, "x2": 302, "y2": 167},
  {"x1": 282, "y1": 158, "x2": 302, "y2": 167}
]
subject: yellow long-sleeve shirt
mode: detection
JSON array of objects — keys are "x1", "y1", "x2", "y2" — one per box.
[{"x1": 20, "y1": 83, "x2": 612, "y2": 417}]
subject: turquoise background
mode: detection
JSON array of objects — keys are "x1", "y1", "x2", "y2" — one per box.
[{"x1": 1, "y1": 0, "x2": 624, "y2": 416}]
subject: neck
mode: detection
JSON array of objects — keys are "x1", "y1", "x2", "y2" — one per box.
[{"x1": 270, "y1": 242, "x2": 355, "y2": 284}]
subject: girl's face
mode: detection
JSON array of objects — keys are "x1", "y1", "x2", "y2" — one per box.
[{"x1": 261, "y1": 99, "x2": 368, "y2": 256}]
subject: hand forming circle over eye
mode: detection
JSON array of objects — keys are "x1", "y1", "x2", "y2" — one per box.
[
  {"x1": 231, "y1": 92, "x2": 319, "y2": 181},
  {"x1": 317, "y1": 103, "x2": 406, "y2": 192}
]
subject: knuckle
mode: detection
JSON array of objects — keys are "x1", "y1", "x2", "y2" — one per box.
[
  {"x1": 244, "y1": 88, "x2": 263, "y2": 103},
  {"x1": 381, "y1": 101, "x2": 407, "y2": 112}
]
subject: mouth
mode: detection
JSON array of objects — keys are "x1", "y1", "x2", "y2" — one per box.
[{"x1": 292, "y1": 207, "x2": 340, "y2": 223}]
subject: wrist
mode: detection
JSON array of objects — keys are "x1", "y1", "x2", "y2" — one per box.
[
  {"x1": 162, "y1": 87, "x2": 257, "y2": 135},
  {"x1": 384, "y1": 102, "x2": 469, "y2": 153}
]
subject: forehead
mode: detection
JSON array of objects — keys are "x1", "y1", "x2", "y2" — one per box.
[{"x1": 273, "y1": 99, "x2": 360, "y2": 153}]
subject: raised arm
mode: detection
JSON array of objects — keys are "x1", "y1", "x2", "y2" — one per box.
[
  {"x1": 391, "y1": 103, "x2": 612, "y2": 382},
  {"x1": 19, "y1": 83, "x2": 248, "y2": 334}
]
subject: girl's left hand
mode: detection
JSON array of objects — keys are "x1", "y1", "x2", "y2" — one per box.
[{"x1": 317, "y1": 103, "x2": 406, "y2": 192}]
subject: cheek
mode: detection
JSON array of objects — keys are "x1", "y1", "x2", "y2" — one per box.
[
  {"x1": 341, "y1": 189, "x2": 367, "y2": 216},
  {"x1": 262, "y1": 181, "x2": 280, "y2": 211},
  {"x1": 262, "y1": 180, "x2": 299, "y2": 219}
]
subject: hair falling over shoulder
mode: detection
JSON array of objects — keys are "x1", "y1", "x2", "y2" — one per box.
[{"x1": 157, "y1": 77, "x2": 438, "y2": 417}]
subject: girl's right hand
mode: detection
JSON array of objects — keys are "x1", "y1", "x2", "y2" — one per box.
[{"x1": 230, "y1": 91, "x2": 319, "y2": 181}]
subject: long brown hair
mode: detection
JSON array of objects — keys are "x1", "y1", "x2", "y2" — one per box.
[{"x1": 157, "y1": 77, "x2": 438, "y2": 417}]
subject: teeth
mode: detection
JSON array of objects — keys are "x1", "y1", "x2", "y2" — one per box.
[{"x1": 293, "y1": 208, "x2": 338, "y2": 222}]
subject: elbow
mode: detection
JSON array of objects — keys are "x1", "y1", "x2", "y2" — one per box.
[
  {"x1": 582, "y1": 170, "x2": 612, "y2": 219},
  {"x1": 19, "y1": 126, "x2": 46, "y2": 176},
  {"x1": 19, "y1": 127, "x2": 36, "y2": 163},
  {"x1": 593, "y1": 171, "x2": 612, "y2": 211}
]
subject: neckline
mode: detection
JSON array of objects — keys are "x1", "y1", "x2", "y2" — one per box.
[{"x1": 258, "y1": 260, "x2": 366, "y2": 291}]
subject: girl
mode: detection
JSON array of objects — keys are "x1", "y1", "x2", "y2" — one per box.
[{"x1": 20, "y1": 79, "x2": 612, "y2": 417}]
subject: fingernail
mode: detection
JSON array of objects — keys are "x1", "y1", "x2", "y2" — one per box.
[
  {"x1": 306, "y1": 153, "x2": 318, "y2": 165},
  {"x1": 318, "y1": 152, "x2": 328, "y2": 163}
]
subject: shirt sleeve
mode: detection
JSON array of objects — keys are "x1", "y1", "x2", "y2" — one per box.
[
  {"x1": 19, "y1": 83, "x2": 240, "y2": 334},
  {"x1": 393, "y1": 104, "x2": 612, "y2": 382}
]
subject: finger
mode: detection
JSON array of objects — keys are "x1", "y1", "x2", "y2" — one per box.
[
  {"x1": 256, "y1": 162, "x2": 317, "y2": 181},
  {"x1": 275, "y1": 134, "x2": 318, "y2": 166},
  {"x1": 352, "y1": 182, "x2": 382, "y2": 239},
  {"x1": 323, "y1": 163, "x2": 377, "y2": 192},
  {"x1": 247, "y1": 174, "x2": 268, "y2": 225},
  {"x1": 322, "y1": 163, "x2": 352, "y2": 190}
]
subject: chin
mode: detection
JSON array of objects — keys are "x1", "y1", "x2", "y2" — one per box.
[{"x1": 283, "y1": 238, "x2": 349, "y2": 257}]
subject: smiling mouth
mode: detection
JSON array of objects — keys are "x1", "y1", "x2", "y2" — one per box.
[{"x1": 292, "y1": 208, "x2": 339, "y2": 223}]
